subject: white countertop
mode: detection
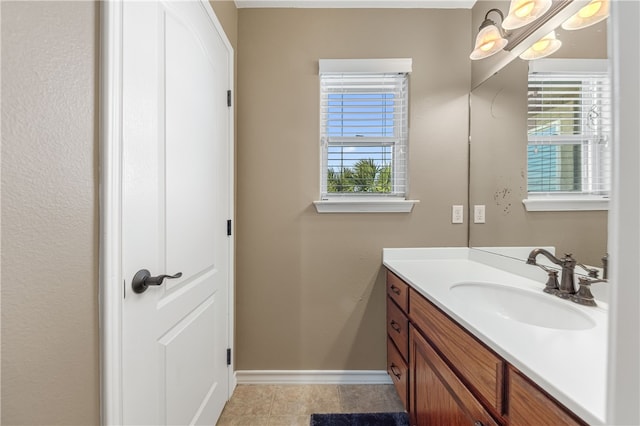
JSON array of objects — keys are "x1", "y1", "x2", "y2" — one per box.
[{"x1": 383, "y1": 247, "x2": 608, "y2": 425}]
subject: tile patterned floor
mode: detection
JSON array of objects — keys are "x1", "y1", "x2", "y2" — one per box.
[{"x1": 216, "y1": 384, "x2": 405, "y2": 426}]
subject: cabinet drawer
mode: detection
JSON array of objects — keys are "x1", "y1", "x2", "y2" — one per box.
[
  {"x1": 387, "y1": 337, "x2": 409, "y2": 411},
  {"x1": 387, "y1": 270, "x2": 409, "y2": 313},
  {"x1": 409, "y1": 288, "x2": 504, "y2": 415},
  {"x1": 508, "y1": 367, "x2": 585, "y2": 426},
  {"x1": 387, "y1": 296, "x2": 409, "y2": 361}
]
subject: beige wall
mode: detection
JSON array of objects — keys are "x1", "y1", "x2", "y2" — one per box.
[
  {"x1": 468, "y1": 1, "x2": 608, "y2": 265},
  {"x1": 236, "y1": 8, "x2": 471, "y2": 370},
  {"x1": 1, "y1": 2, "x2": 99, "y2": 424},
  {"x1": 211, "y1": 0, "x2": 238, "y2": 49}
]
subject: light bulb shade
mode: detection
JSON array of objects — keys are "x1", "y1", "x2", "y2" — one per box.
[
  {"x1": 562, "y1": 0, "x2": 609, "y2": 30},
  {"x1": 502, "y1": 0, "x2": 553, "y2": 30},
  {"x1": 519, "y1": 30, "x2": 562, "y2": 60},
  {"x1": 470, "y1": 24, "x2": 508, "y2": 60}
]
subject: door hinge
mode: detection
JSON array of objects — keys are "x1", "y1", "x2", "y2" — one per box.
[
  {"x1": 227, "y1": 90, "x2": 232, "y2": 107},
  {"x1": 227, "y1": 219, "x2": 232, "y2": 236},
  {"x1": 226, "y1": 348, "x2": 231, "y2": 366}
]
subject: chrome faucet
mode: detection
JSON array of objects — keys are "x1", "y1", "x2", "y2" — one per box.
[{"x1": 526, "y1": 249, "x2": 577, "y2": 298}]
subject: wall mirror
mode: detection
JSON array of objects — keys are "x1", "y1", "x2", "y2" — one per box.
[{"x1": 468, "y1": 3, "x2": 609, "y2": 268}]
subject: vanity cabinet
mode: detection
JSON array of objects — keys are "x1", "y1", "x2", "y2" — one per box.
[{"x1": 386, "y1": 270, "x2": 586, "y2": 426}]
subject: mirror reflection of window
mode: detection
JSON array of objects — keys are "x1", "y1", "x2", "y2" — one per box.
[{"x1": 526, "y1": 59, "x2": 610, "y2": 197}]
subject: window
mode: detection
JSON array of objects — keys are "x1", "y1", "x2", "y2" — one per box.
[
  {"x1": 315, "y1": 59, "x2": 416, "y2": 213},
  {"x1": 525, "y1": 59, "x2": 611, "y2": 211}
]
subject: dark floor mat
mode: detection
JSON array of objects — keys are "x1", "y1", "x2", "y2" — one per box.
[{"x1": 310, "y1": 412, "x2": 409, "y2": 426}]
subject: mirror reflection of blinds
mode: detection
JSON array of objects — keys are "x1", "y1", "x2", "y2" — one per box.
[
  {"x1": 527, "y1": 71, "x2": 611, "y2": 195},
  {"x1": 320, "y1": 73, "x2": 408, "y2": 197}
]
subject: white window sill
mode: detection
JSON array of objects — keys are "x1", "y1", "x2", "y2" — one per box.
[
  {"x1": 313, "y1": 199, "x2": 419, "y2": 213},
  {"x1": 523, "y1": 196, "x2": 609, "y2": 212}
]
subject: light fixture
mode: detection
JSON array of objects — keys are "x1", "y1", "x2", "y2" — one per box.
[
  {"x1": 502, "y1": 0, "x2": 553, "y2": 30},
  {"x1": 470, "y1": 9, "x2": 508, "y2": 61},
  {"x1": 519, "y1": 30, "x2": 562, "y2": 60},
  {"x1": 562, "y1": 0, "x2": 609, "y2": 30}
]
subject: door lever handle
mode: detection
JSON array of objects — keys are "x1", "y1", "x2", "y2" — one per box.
[{"x1": 132, "y1": 269, "x2": 183, "y2": 294}]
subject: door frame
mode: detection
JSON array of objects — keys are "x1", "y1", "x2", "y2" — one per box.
[{"x1": 98, "y1": 1, "x2": 235, "y2": 423}]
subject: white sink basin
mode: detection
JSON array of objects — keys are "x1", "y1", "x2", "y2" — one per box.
[{"x1": 450, "y1": 282, "x2": 596, "y2": 330}]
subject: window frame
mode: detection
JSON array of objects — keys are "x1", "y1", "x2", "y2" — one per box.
[{"x1": 315, "y1": 59, "x2": 418, "y2": 213}]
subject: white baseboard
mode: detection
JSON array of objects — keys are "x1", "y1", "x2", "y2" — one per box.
[{"x1": 234, "y1": 370, "x2": 393, "y2": 385}]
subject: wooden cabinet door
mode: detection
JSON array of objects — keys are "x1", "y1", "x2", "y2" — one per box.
[
  {"x1": 508, "y1": 367, "x2": 585, "y2": 426},
  {"x1": 410, "y1": 328, "x2": 499, "y2": 426}
]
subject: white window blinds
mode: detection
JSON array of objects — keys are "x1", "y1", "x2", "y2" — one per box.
[
  {"x1": 527, "y1": 60, "x2": 611, "y2": 196},
  {"x1": 319, "y1": 59, "x2": 410, "y2": 199}
]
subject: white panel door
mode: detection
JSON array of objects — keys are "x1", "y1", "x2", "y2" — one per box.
[{"x1": 121, "y1": 1, "x2": 232, "y2": 424}]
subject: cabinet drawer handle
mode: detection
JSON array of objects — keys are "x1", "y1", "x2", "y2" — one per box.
[
  {"x1": 390, "y1": 320, "x2": 401, "y2": 333},
  {"x1": 390, "y1": 363, "x2": 402, "y2": 380},
  {"x1": 390, "y1": 285, "x2": 401, "y2": 295}
]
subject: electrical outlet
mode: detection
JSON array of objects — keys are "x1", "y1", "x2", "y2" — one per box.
[
  {"x1": 452, "y1": 205, "x2": 464, "y2": 224},
  {"x1": 474, "y1": 205, "x2": 486, "y2": 224}
]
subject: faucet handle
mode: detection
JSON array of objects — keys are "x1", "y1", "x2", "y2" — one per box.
[
  {"x1": 576, "y1": 262, "x2": 600, "y2": 278},
  {"x1": 528, "y1": 263, "x2": 560, "y2": 294},
  {"x1": 570, "y1": 276, "x2": 607, "y2": 307},
  {"x1": 543, "y1": 270, "x2": 559, "y2": 295},
  {"x1": 562, "y1": 253, "x2": 577, "y2": 265},
  {"x1": 602, "y1": 253, "x2": 609, "y2": 280}
]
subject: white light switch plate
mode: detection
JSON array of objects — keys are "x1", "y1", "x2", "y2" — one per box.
[
  {"x1": 452, "y1": 205, "x2": 464, "y2": 224},
  {"x1": 474, "y1": 205, "x2": 486, "y2": 223}
]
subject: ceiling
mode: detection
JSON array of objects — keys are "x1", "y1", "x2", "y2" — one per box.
[{"x1": 234, "y1": 0, "x2": 477, "y2": 8}]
